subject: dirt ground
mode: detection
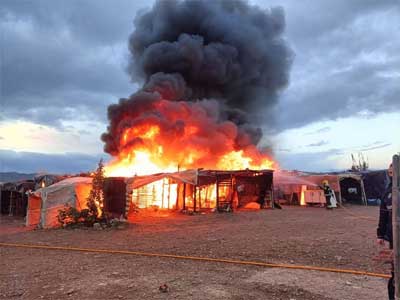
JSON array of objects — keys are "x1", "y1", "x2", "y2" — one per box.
[{"x1": 0, "y1": 206, "x2": 390, "y2": 299}]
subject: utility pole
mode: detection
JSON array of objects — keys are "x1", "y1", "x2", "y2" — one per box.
[{"x1": 393, "y1": 154, "x2": 400, "y2": 300}]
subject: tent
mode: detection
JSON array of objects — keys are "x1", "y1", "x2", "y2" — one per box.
[
  {"x1": 26, "y1": 177, "x2": 92, "y2": 228},
  {"x1": 274, "y1": 171, "x2": 367, "y2": 206}
]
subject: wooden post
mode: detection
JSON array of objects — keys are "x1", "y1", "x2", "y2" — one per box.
[
  {"x1": 193, "y1": 186, "x2": 197, "y2": 212},
  {"x1": 337, "y1": 177, "x2": 342, "y2": 205},
  {"x1": 183, "y1": 183, "x2": 186, "y2": 210},
  {"x1": 392, "y1": 154, "x2": 400, "y2": 300},
  {"x1": 216, "y1": 175, "x2": 219, "y2": 212},
  {"x1": 198, "y1": 187, "x2": 201, "y2": 210},
  {"x1": 205, "y1": 186, "x2": 209, "y2": 208},
  {"x1": 194, "y1": 168, "x2": 199, "y2": 212},
  {"x1": 9, "y1": 191, "x2": 13, "y2": 216},
  {"x1": 124, "y1": 179, "x2": 131, "y2": 217},
  {"x1": 176, "y1": 184, "x2": 180, "y2": 210},
  {"x1": 152, "y1": 185, "x2": 156, "y2": 206},
  {"x1": 167, "y1": 179, "x2": 171, "y2": 209},
  {"x1": 230, "y1": 174, "x2": 234, "y2": 208},
  {"x1": 161, "y1": 178, "x2": 165, "y2": 209},
  {"x1": 0, "y1": 186, "x2": 2, "y2": 215},
  {"x1": 271, "y1": 181, "x2": 275, "y2": 209},
  {"x1": 360, "y1": 178, "x2": 368, "y2": 206}
]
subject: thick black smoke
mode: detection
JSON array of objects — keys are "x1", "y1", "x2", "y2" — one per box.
[{"x1": 102, "y1": 0, "x2": 292, "y2": 156}]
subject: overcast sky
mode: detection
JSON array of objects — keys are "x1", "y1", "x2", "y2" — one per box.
[{"x1": 0, "y1": 0, "x2": 399, "y2": 174}]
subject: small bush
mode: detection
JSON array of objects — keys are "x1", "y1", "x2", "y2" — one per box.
[
  {"x1": 57, "y1": 205, "x2": 104, "y2": 228},
  {"x1": 57, "y1": 205, "x2": 83, "y2": 228}
]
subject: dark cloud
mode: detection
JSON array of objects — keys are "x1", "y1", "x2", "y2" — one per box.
[
  {"x1": 276, "y1": 148, "x2": 346, "y2": 172},
  {"x1": 0, "y1": 149, "x2": 106, "y2": 174},
  {"x1": 360, "y1": 143, "x2": 392, "y2": 152},
  {"x1": 0, "y1": 0, "x2": 147, "y2": 127},
  {"x1": 1, "y1": 0, "x2": 149, "y2": 46},
  {"x1": 362, "y1": 140, "x2": 384, "y2": 148},
  {"x1": 276, "y1": 56, "x2": 400, "y2": 129},
  {"x1": 304, "y1": 126, "x2": 331, "y2": 136},
  {"x1": 273, "y1": 1, "x2": 400, "y2": 130},
  {"x1": 265, "y1": 0, "x2": 398, "y2": 48},
  {"x1": 306, "y1": 140, "x2": 328, "y2": 147},
  {"x1": 1, "y1": 0, "x2": 398, "y2": 131}
]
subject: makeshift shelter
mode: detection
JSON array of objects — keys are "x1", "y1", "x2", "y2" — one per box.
[
  {"x1": 360, "y1": 170, "x2": 387, "y2": 205},
  {"x1": 0, "y1": 180, "x2": 35, "y2": 217},
  {"x1": 125, "y1": 169, "x2": 274, "y2": 215},
  {"x1": 337, "y1": 174, "x2": 367, "y2": 205},
  {"x1": 26, "y1": 177, "x2": 92, "y2": 228},
  {"x1": 34, "y1": 174, "x2": 66, "y2": 190},
  {"x1": 274, "y1": 171, "x2": 318, "y2": 205},
  {"x1": 303, "y1": 173, "x2": 367, "y2": 205},
  {"x1": 103, "y1": 177, "x2": 127, "y2": 217},
  {"x1": 274, "y1": 171, "x2": 367, "y2": 206}
]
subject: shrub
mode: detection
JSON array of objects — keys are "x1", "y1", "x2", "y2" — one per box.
[{"x1": 57, "y1": 205, "x2": 83, "y2": 228}]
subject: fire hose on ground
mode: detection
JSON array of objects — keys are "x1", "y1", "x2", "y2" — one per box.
[{"x1": 0, "y1": 242, "x2": 390, "y2": 279}]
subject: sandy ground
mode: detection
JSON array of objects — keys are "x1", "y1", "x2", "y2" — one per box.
[{"x1": 0, "y1": 206, "x2": 390, "y2": 299}]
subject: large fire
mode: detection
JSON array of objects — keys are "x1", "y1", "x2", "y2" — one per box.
[
  {"x1": 104, "y1": 99, "x2": 275, "y2": 177},
  {"x1": 98, "y1": 0, "x2": 292, "y2": 212}
]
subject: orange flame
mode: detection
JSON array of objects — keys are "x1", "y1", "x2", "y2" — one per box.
[{"x1": 104, "y1": 99, "x2": 276, "y2": 177}]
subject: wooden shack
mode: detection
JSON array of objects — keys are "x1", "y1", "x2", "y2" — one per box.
[
  {"x1": 125, "y1": 169, "x2": 274, "y2": 215},
  {"x1": 0, "y1": 180, "x2": 35, "y2": 217}
]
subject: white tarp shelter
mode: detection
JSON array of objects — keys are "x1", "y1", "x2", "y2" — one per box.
[{"x1": 26, "y1": 177, "x2": 92, "y2": 228}]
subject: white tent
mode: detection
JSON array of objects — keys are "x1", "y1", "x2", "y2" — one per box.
[{"x1": 26, "y1": 177, "x2": 92, "y2": 228}]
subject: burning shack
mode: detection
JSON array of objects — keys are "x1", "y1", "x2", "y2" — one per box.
[
  {"x1": 99, "y1": 1, "x2": 289, "y2": 193},
  {"x1": 95, "y1": 1, "x2": 290, "y2": 217},
  {"x1": 123, "y1": 169, "x2": 273, "y2": 216}
]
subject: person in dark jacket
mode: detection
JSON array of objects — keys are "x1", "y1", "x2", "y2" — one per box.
[{"x1": 377, "y1": 163, "x2": 394, "y2": 300}]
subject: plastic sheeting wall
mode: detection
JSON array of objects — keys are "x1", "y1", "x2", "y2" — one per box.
[{"x1": 26, "y1": 177, "x2": 92, "y2": 228}]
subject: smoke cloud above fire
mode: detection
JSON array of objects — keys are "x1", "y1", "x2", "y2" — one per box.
[{"x1": 101, "y1": 0, "x2": 293, "y2": 173}]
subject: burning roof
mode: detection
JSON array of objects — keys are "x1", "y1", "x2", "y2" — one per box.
[{"x1": 126, "y1": 168, "x2": 274, "y2": 190}]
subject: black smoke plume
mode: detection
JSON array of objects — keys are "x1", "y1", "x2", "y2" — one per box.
[{"x1": 102, "y1": 0, "x2": 293, "y2": 157}]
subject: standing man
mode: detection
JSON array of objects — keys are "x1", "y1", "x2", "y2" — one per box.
[
  {"x1": 321, "y1": 180, "x2": 337, "y2": 209},
  {"x1": 377, "y1": 163, "x2": 394, "y2": 300}
]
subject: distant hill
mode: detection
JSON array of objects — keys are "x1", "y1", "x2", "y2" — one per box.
[{"x1": 0, "y1": 172, "x2": 36, "y2": 183}]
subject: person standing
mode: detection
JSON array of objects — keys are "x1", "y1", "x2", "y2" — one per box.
[
  {"x1": 377, "y1": 163, "x2": 394, "y2": 300},
  {"x1": 321, "y1": 180, "x2": 337, "y2": 209}
]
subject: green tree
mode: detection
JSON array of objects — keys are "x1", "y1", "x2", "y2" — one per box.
[{"x1": 87, "y1": 159, "x2": 105, "y2": 220}]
